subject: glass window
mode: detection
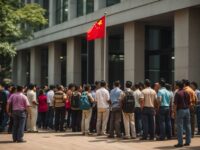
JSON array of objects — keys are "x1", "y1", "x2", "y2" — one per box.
[
  {"x1": 56, "y1": 0, "x2": 62, "y2": 24},
  {"x1": 86, "y1": 0, "x2": 94, "y2": 14},
  {"x1": 77, "y1": 0, "x2": 84, "y2": 17},
  {"x1": 63, "y1": 0, "x2": 68, "y2": 22},
  {"x1": 56, "y1": 0, "x2": 68, "y2": 24},
  {"x1": 106, "y1": 0, "x2": 120, "y2": 7}
]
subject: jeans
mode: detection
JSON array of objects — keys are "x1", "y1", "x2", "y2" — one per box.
[
  {"x1": 196, "y1": 105, "x2": 200, "y2": 133},
  {"x1": 71, "y1": 109, "x2": 82, "y2": 132},
  {"x1": 135, "y1": 107, "x2": 142, "y2": 135},
  {"x1": 96, "y1": 108, "x2": 110, "y2": 135},
  {"x1": 90, "y1": 107, "x2": 97, "y2": 133},
  {"x1": 158, "y1": 107, "x2": 172, "y2": 139},
  {"x1": 122, "y1": 112, "x2": 136, "y2": 138},
  {"x1": 46, "y1": 106, "x2": 54, "y2": 129},
  {"x1": 109, "y1": 109, "x2": 121, "y2": 137},
  {"x1": 38, "y1": 112, "x2": 47, "y2": 129},
  {"x1": 54, "y1": 107, "x2": 66, "y2": 131},
  {"x1": 142, "y1": 107, "x2": 155, "y2": 139},
  {"x1": 81, "y1": 109, "x2": 92, "y2": 133},
  {"x1": 12, "y1": 110, "x2": 26, "y2": 141},
  {"x1": 176, "y1": 109, "x2": 191, "y2": 145}
]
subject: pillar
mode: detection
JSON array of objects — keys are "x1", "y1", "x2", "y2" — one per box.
[
  {"x1": 48, "y1": 43, "x2": 61, "y2": 85},
  {"x1": 124, "y1": 22, "x2": 145, "y2": 83},
  {"x1": 49, "y1": 0, "x2": 55, "y2": 27},
  {"x1": 30, "y1": 48, "x2": 41, "y2": 86},
  {"x1": 174, "y1": 8, "x2": 200, "y2": 84},
  {"x1": 66, "y1": 37, "x2": 81, "y2": 85}
]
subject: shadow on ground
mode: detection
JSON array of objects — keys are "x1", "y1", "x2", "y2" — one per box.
[{"x1": 154, "y1": 146, "x2": 200, "y2": 150}]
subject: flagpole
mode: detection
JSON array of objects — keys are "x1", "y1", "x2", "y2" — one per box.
[
  {"x1": 87, "y1": 40, "x2": 89, "y2": 84},
  {"x1": 103, "y1": 12, "x2": 107, "y2": 81}
]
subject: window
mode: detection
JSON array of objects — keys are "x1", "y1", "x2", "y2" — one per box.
[
  {"x1": 86, "y1": 0, "x2": 94, "y2": 14},
  {"x1": 56, "y1": 0, "x2": 68, "y2": 24},
  {"x1": 106, "y1": 0, "x2": 120, "y2": 7},
  {"x1": 77, "y1": 0, "x2": 84, "y2": 17}
]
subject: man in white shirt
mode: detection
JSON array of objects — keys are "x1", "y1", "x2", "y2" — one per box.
[
  {"x1": 26, "y1": 84, "x2": 38, "y2": 132},
  {"x1": 95, "y1": 80, "x2": 110, "y2": 135},
  {"x1": 46, "y1": 85, "x2": 55, "y2": 129}
]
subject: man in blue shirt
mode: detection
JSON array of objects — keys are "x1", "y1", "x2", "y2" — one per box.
[
  {"x1": 157, "y1": 79, "x2": 172, "y2": 140},
  {"x1": 108, "y1": 81, "x2": 122, "y2": 138}
]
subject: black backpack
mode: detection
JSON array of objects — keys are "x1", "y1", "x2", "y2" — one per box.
[
  {"x1": 122, "y1": 91, "x2": 135, "y2": 113},
  {"x1": 71, "y1": 92, "x2": 80, "y2": 109}
]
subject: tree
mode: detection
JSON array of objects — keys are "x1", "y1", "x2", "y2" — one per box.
[
  {"x1": 0, "y1": 0, "x2": 47, "y2": 82},
  {"x1": 0, "y1": 0, "x2": 47, "y2": 56}
]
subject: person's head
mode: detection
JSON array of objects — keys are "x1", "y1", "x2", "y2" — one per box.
[
  {"x1": 68, "y1": 83, "x2": 75, "y2": 91},
  {"x1": 0, "y1": 83, "x2": 4, "y2": 91},
  {"x1": 100, "y1": 80, "x2": 106, "y2": 87},
  {"x1": 39, "y1": 89, "x2": 44, "y2": 95},
  {"x1": 10, "y1": 86, "x2": 16, "y2": 94},
  {"x1": 84, "y1": 84, "x2": 91, "y2": 92},
  {"x1": 74, "y1": 84, "x2": 79, "y2": 91},
  {"x1": 28, "y1": 83, "x2": 36, "y2": 91},
  {"x1": 49, "y1": 85, "x2": 55, "y2": 90},
  {"x1": 191, "y1": 81, "x2": 198, "y2": 91},
  {"x1": 17, "y1": 86, "x2": 23, "y2": 92},
  {"x1": 144, "y1": 79, "x2": 151, "y2": 87},
  {"x1": 134, "y1": 83, "x2": 140, "y2": 90},
  {"x1": 138, "y1": 82, "x2": 144, "y2": 90},
  {"x1": 182, "y1": 79, "x2": 190, "y2": 87},
  {"x1": 159, "y1": 78, "x2": 166, "y2": 87},
  {"x1": 165, "y1": 83, "x2": 172, "y2": 91},
  {"x1": 125, "y1": 81, "x2": 132, "y2": 88},
  {"x1": 57, "y1": 85, "x2": 62, "y2": 91},
  {"x1": 95, "y1": 81, "x2": 101, "y2": 89},
  {"x1": 114, "y1": 80, "x2": 120, "y2": 88},
  {"x1": 176, "y1": 80, "x2": 184, "y2": 89}
]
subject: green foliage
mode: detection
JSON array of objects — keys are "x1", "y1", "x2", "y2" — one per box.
[{"x1": 0, "y1": 0, "x2": 48, "y2": 56}]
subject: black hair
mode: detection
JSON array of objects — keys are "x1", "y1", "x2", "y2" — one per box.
[
  {"x1": 191, "y1": 81, "x2": 198, "y2": 89},
  {"x1": 114, "y1": 80, "x2": 120, "y2": 87},
  {"x1": 159, "y1": 78, "x2": 166, "y2": 87},
  {"x1": 182, "y1": 79, "x2": 190, "y2": 86},
  {"x1": 49, "y1": 85, "x2": 55, "y2": 90},
  {"x1": 176, "y1": 80, "x2": 184, "y2": 89},
  {"x1": 39, "y1": 89, "x2": 44, "y2": 95},
  {"x1": 144, "y1": 79, "x2": 151, "y2": 87},
  {"x1": 57, "y1": 85, "x2": 62, "y2": 91},
  {"x1": 28, "y1": 83, "x2": 35, "y2": 90},
  {"x1": 95, "y1": 81, "x2": 100, "y2": 86},
  {"x1": 84, "y1": 84, "x2": 91, "y2": 91},
  {"x1": 134, "y1": 83, "x2": 140, "y2": 89},
  {"x1": 100, "y1": 80, "x2": 106, "y2": 87},
  {"x1": 165, "y1": 83, "x2": 172, "y2": 91},
  {"x1": 125, "y1": 81, "x2": 132, "y2": 88},
  {"x1": 68, "y1": 83, "x2": 75, "y2": 90},
  {"x1": 17, "y1": 86, "x2": 23, "y2": 92}
]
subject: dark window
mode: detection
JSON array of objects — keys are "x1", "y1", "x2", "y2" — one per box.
[
  {"x1": 60, "y1": 43, "x2": 67, "y2": 86},
  {"x1": 86, "y1": 0, "x2": 94, "y2": 14},
  {"x1": 106, "y1": 0, "x2": 120, "y2": 7},
  {"x1": 77, "y1": 0, "x2": 84, "y2": 17},
  {"x1": 56, "y1": 0, "x2": 68, "y2": 24},
  {"x1": 41, "y1": 49, "x2": 48, "y2": 86},
  {"x1": 145, "y1": 26, "x2": 174, "y2": 84}
]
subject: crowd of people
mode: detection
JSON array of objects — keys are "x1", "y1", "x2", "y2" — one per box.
[{"x1": 0, "y1": 78, "x2": 200, "y2": 148}]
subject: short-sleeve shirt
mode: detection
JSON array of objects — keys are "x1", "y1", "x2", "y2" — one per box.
[
  {"x1": 195, "y1": 89, "x2": 200, "y2": 105},
  {"x1": 184, "y1": 86, "x2": 197, "y2": 106},
  {"x1": 174, "y1": 89, "x2": 190, "y2": 110},
  {"x1": 134, "y1": 89, "x2": 142, "y2": 108},
  {"x1": 157, "y1": 87, "x2": 171, "y2": 107},
  {"x1": 110, "y1": 87, "x2": 122, "y2": 109},
  {"x1": 53, "y1": 91, "x2": 66, "y2": 108},
  {"x1": 8, "y1": 92, "x2": 30, "y2": 111},
  {"x1": 95, "y1": 87, "x2": 110, "y2": 109},
  {"x1": 140, "y1": 87, "x2": 157, "y2": 108},
  {"x1": 47, "y1": 90, "x2": 54, "y2": 106},
  {"x1": 27, "y1": 90, "x2": 37, "y2": 108}
]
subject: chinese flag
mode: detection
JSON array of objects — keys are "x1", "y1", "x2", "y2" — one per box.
[{"x1": 87, "y1": 16, "x2": 105, "y2": 41}]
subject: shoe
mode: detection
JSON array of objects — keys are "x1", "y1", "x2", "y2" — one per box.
[
  {"x1": 107, "y1": 135, "x2": 114, "y2": 138},
  {"x1": 123, "y1": 136, "x2": 131, "y2": 139},
  {"x1": 174, "y1": 144, "x2": 183, "y2": 148},
  {"x1": 13, "y1": 140, "x2": 17, "y2": 142},
  {"x1": 17, "y1": 140, "x2": 27, "y2": 143},
  {"x1": 184, "y1": 143, "x2": 190, "y2": 146},
  {"x1": 149, "y1": 137, "x2": 155, "y2": 141},
  {"x1": 140, "y1": 137, "x2": 147, "y2": 140}
]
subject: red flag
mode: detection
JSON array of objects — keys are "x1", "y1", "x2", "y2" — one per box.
[{"x1": 87, "y1": 16, "x2": 105, "y2": 41}]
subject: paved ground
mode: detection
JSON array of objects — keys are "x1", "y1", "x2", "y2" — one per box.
[{"x1": 0, "y1": 131, "x2": 200, "y2": 150}]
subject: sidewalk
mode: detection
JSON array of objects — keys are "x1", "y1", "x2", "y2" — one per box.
[{"x1": 0, "y1": 132, "x2": 200, "y2": 150}]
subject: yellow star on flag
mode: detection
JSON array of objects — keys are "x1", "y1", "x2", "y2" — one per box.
[{"x1": 97, "y1": 20, "x2": 103, "y2": 26}]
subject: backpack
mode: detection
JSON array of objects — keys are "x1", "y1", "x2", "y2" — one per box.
[
  {"x1": 71, "y1": 92, "x2": 80, "y2": 109},
  {"x1": 80, "y1": 92, "x2": 91, "y2": 110},
  {"x1": 122, "y1": 91, "x2": 135, "y2": 113}
]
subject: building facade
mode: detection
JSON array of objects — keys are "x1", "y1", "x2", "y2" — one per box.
[{"x1": 14, "y1": 0, "x2": 200, "y2": 87}]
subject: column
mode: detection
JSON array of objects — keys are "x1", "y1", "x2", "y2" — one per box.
[
  {"x1": 48, "y1": 42, "x2": 61, "y2": 85},
  {"x1": 94, "y1": 0, "x2": 106, "y2": 11},
  {"x1": 66, "y1": 37, "x2": 81, "y2": 85},
  {"x1": 68, "y1": 0, "x2": 77, "y2": 20},
  {"x1": 124, "y1": 22, "x2": 145, "y2": 83},
  {"x1": 174, "y1": 8, "x2": 200, "y2": 84},
  {"x1": 16, "y1": 51, "x2": 27, "y2": 85},
  {"x1": 30, "y1": 48, "x2": 41, "y2": 86},
  {"x1": 49, "y1": 0, "x2": 55, "y2": 27}
]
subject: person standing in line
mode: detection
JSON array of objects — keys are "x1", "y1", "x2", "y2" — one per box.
[
  {"x1": 173, "y1": 81, "x2": 191, "y2": 148},
  {"x1": 108, "y1": 81, "x2": 122, "y2": 138},
  {"x1": 157, "y1": 79, "x2": 172, "y2": 140},
  {"x1": 120, "y1": 81, "x2": 136, "y2": 139},
  {"x1": 190, "y1": 81, "x2": 200, "y2": 135},
  {"x1": 140, "y1": 79, "x2": 157, "y2": 140},
  {"x1": 38, "y1": 89, "x2": 48, "y2": 129},
  {"x1": 53, "y1": 85, "x2": 67, "y2": 132},
  {"x1": 134, "y1": 83, "x2": 143, "y2": 137},
  {"x1": 0, "y1": 83, "x2": 7, "y2": 132},
  {"x1": 182, "y1": 79, "x2": 197, "y2": 137},
  {"x1": 81, "y1": 84, "x2": 94, "y2": 135},
  {"x1": 6, "y1": 86, "x2": 31, "y2": 143},
  {"x1": 46, "y1": 85, "x2": 55, "y2": 130},
  {"x1": 26, "y1": 84, "x2": 38, "y2": 132},
  {"x1": 95, "y1": 80, "x2": 110, "y2": 136}
]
